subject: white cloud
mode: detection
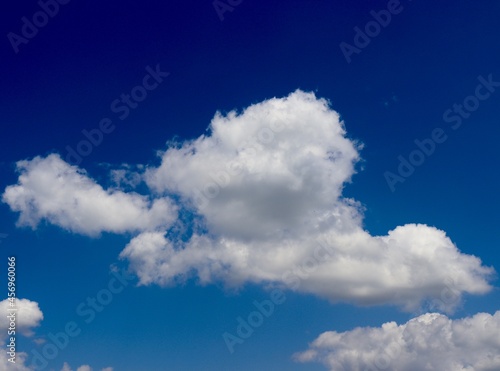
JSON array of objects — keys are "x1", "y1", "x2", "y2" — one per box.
[
  {"x1": 2, "y1": 154, "x2": 177, "y2": 236},
  {"x1": 0, "y1": 298, "x2": 43, "y2": 371},
  {"x1": 0, "y1": 350, "x2": 30, "y2": 371},
  {"x1": 0, "y1": 298, "x2": 43, "y2": 337},
  {"x1": 145, "y1": 90, "x2": 360, "y2": 241},
  {"x1": 123, "y1": 90, "x2": 494, "y2": 311},
  {"x1": 3, "y1": 90, "x2": 495, "y2": 311},
  {"x1": 294, "y1": 310, "x2": 500, "y2": 371}
]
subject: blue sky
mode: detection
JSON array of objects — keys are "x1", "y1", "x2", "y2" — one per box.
[{"x1": 0, "y1": 1, "x2": 499, "y2": 370}]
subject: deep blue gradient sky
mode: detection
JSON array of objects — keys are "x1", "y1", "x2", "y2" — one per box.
[{"x1": 1, "y1": 1, "x2": 499, "y2": 370}]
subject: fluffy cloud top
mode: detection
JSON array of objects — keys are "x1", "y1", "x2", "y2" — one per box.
[
  {"x1": 2, "y1": 154, "x2": 177, "y2": 236},
  {"x1": 146, "y1": 90, "x2": 360, "y2": 241},
  {"x1": 2, "y1": 90, "x2": 495, "y2": 311},
  {"x1": 295, "y1": 310, "x2": 500, "y2": 371}
]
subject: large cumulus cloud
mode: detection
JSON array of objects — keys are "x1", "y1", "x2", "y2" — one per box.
[
  {"x1": 2, "y1": 90, "x2": 495, "y2": 311},
  {"x1": 122, "y1": 90, "x2": 494, "y2": 311}
]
